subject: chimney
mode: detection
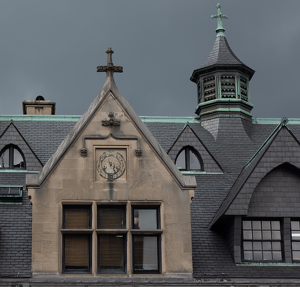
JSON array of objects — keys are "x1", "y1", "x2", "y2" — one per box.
[{"x1": 22, "y1": 96, "x2": 56, "y2": 115}]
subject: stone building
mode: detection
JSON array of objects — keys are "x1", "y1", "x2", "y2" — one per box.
[{"x1": 1, "y1": 4, "x2": 300, "y2": 287}]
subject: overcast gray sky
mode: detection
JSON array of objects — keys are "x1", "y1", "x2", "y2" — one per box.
[{"x1": 0, "y1": 0, "x2": 299, "y2": 119}]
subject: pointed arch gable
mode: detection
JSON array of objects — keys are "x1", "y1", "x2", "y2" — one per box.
[
  {"x1": 247, "y1": 162, "x2": 300, "y2": 217},
  {"x1": 168, "y1": 124, "x2": 223, "y2": 173},
  {"x1": 226, "y1": 127, "x2": 300, "y2": 216}
]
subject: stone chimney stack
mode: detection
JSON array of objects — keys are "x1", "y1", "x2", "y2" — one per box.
[{"x1": 22, "y1": 96, "x2": 56, "y2": 115}]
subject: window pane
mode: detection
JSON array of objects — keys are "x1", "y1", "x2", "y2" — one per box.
[
  {"x1": 273, "y1": 251, "x2": 282, "y2": 261},
  {"x1": 175, "y1": 150, "x2": 186, "y2": 170},
  {"x1": 271, "y1": 221, "x2": 280, "y2": 230},
  {"x1": 253, "y1": 251, "x2": 262, "y2": 260},
  {"x1": 263, "y1": 251, "x2": 272, "y2": 261},
  {"x1": 243, "y1": 251, "x2": 253, "y2": 261},
  {"x1": 262, "y1": 221, "x2": 270, "y2": 230},
  {"x1": 253, "y1": 241, "x2": 262, "y2": 250},
  {"x1": 243, "y1": 221, "x2": 251, "y2": 230},
  {"x1": 243, "y1": 230, "x2": 252, "y2": 240},
  {"x1": 13, "y1": 149, "x2": 24, "y2": 168},
  {"x1": 10, "y1": 188, "x2": 20, "y2": 195},
  {"x1": 0, "y1": 149, "x2": 9, "y2": 168},
  {"x1": 253, "y1": 231, "x2": 262, "y2": 240},
  {"x1": 243, "y1": 242, "x2": 252, "y2": 250},
  {"x1": 291, "y1": 221, "x2": 300, "y2": 231},
  {"x1": 263, "y1": 242, "x2": 271, "y2": 250},
  {"x1": 64, "y1": 207, "x2": 90, "y2": 229},
  {"x1": 0, "y1": 188, "x2": 9, "y2": 194},
  {"x1": 272, "y1": 231, "x2": 281, "y2": 240},
  {"x1": 252, "y1": 221, "x2": 261, "y2": 230},
  {"x1": 262, "y1": 230, "x2": 271, "y2": 240},
  {"x1": 64, "y1": 234, "x2": 89, "y2": 270},
  {"x1": 272, "y1": 242, "x2": 281, "y2": 251},
  {"x1": 189, "y1": 150, "x2": 201, "y2": 170},
  {"x1": 292, "y1": 231, "x2": 300, "y2": 240},
  {"x1": 133, "y1": 209, "x2": 157, "y2": 229},
  {"x1": 99, "y1": 235, "x2": 124, "y2": 270},
  {"x1": 292, "y1": 242, "x2": 300, "y2": 250},
  {"x1": 98, "y1": 207, "x2": 124, "y2": 229},
  {"x1": 293, "y1": 251, "x2": 300, "y2": 261},
  {"x1": 133, "y1": 236, "x2": 158, "y2": 271}
]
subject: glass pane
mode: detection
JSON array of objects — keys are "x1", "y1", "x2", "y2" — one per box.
[
  {"x1": 98, "y1": 207, "x2": 124, "y2": 229},
  {"x1": 292, "y1": 231, "x2": 300, "y2": 240},
  {"x1": 0, "y1": 188, "x2": 9, "y2": 194},
  {"x1": 252, "y1": 221, "x2": 261, "y2": 230},
  {"x1": 293, "y1": 251, "x2": 300, "y2": 261},
  {"x1": 243, "y1": 221, "x2": 251, "y2": 230},
  {"x1": 253, "y1": 231, "x2": 262, "y2": 240},
  {"x1": 0, "y1": 149, "x2": 9, "y2": 168},
  {"x1": 263, "y1": 242, "x2": 271, "y2": 250},
  {"x1": 64, "y1": 207, "x2": 90, "y2": 229},
  {"x1": 272, "y1": 231, "x2": 281, "y2": 240},
  {"x1": 271, "y1": 221, "x2": 280, "y2": 230},
  {"x1": 175, "y1": 150, "x2": 186, "y2": 170},
  {"x1": 273, "y1": 251, "x2": 282, "y2": 261},
  {"x1": 253, "y1": 241, "x2": 262, "y2": 250},
  {"x1": 291, "y1": 221, "x2": 300, "y2": 231},
  {"x1": 243, "y1": 251, "x2": 253, "y2": 260},
  {"x1": 99, "y1": 235, "x2": 124, "y2": 270},
  {"x1": 243, "y1": 230, "x2": 252, "y2": 240},
  {"x1": 272, "y1": 242, "x2": 281, "y2": 251},
  {"x1": 10, "y1": 188, "x2": 20, "y2": 195},
  {"x1": 133, "y1": 209, "x2": 157, "y2": 229},
  {"x1": 13, "y1": 149, "x2": 24, "y2": 168},
  {"x1": 243, "y1": 241, "x2": 252, "y2": 250},
  {"x1": 253, "y1": 251, "x2": 262, "y2": 260},
  {"x1": 189, "y1": 150, "x2": 201, "y2": 170},
  {"x1": 262, "y1": 230, "x2": 271, "y2": 240},
  {"x1": 262, "y1": 221, "x2": 270, "y2": 230},
  {"x1": 263, "y1": 251, "x2": 272, "y2": 260},
  {"x1": 133, "y1": 236, "x2": 158, "y2": 271},
  {"x1": 292, "y1": 242, "x2": 300, "y2": 251},
  {"x1": 64, "y1": 234, "x2": 89, "y2": 270}
]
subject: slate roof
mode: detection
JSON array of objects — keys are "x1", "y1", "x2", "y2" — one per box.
[{"x1": 1, "y1": 115, "x2": 300, "y2": 280}]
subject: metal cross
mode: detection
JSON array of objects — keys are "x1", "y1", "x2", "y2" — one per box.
[
  {"x1": 211, "y1": 3, "x2": 228, "y2": 36},
  {"x1": 97, "y1": 47, "x2": 123, "y2": 75}
]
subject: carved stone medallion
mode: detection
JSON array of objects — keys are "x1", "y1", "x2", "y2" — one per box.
[{"x1": 96, "y1": 150, "x2": 126, "y2": 181}]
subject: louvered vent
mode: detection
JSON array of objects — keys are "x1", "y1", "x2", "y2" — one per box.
[
  {"x1": 240, "y1": 76, "x2": 248, "y2": 101},
  {"x1": 221, "y1": 75, "x2": 236, "y2": 98},
  {"x1": 197, "y1": 81, "x2": 202, "y2": 103},
  {"x1": 203, "y1": 76, "x2": 216, "y2": 101}
]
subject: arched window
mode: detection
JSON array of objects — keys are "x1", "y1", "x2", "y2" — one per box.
[
  {"x1": 0, "y1": 144, "x2": 26, "y2": 169},
  {"x1": 175, "y1": 146, "x2": 203, "y2": 171}
]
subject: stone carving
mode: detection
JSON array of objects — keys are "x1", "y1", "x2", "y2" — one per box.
[
  {"x1": 80, "y1": 148, "x2": 88, "y2": 157},
  {"x1": 101, "y1": 112, "x2": 121, "y2": 126},
  {"x1": 135, "y1": 148, "x2": 142, "y2": 158}
]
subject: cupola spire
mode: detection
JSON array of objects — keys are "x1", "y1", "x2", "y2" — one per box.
[
  {"x1": 211, "y1": 3, "x2": 228, "y2": 37},
  {"x1": 190, "y1": 4, "x2": 255, "y2": 122}
]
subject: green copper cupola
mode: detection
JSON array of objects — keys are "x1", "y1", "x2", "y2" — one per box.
[{"x1": 190, "y1": 3, "x2": 255, "y2": 121}]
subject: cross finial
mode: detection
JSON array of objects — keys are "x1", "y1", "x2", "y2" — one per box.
[
  {"x1": 211, "y1": 3, "x2": 228, "y2": 37},
  {"x1": 97, "y1": 47, "x2": 123, "y2": 78}
]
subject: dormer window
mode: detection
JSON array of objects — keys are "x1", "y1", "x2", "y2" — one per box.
[
  {"x1": 175, "y1": 146, "x2": 203, "y2": 171},
  {"x1": 0, "y1": 145, "x2": 26, "y2": 169}
]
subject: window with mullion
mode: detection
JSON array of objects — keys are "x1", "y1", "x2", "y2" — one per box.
[
  {"x1": 132, "y1": 206, "x2": 161, "y2": 273},
  {"x1": 62, "y1": 205, "x2": 92, "y2": 273},
  {"x1": 175, "y1": 146, "x2": 203, "y2": 171},
  {"x1": 242, "y1": 220, "x2": 282, "y2": 262},
  {"x1": 291, "y1": 220, "x2": 300, "y2": 261},
  {"x1": 97, "y1": 205, "x2": 126, "y2": 273}
]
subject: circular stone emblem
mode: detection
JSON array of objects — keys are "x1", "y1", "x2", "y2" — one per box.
[{"x1": 97, "y1": 150, "x2": 126, "y2": 180}]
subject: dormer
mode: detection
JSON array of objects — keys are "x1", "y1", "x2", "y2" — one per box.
[
  {"x1": 190, "y1": 3, "x2": 255, "y2": 121},
  {"x1": 23, "y1": 95, "x2": 56, "y2": 115}
]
